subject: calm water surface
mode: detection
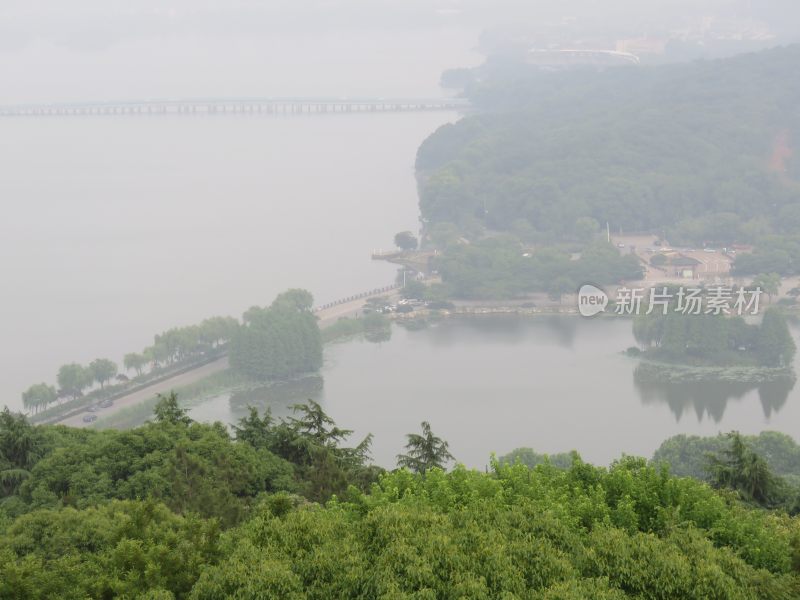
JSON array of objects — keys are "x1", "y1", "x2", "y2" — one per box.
[
  {"x1": 190, "y1": 316, "x2": 800, "y2": 468},
  {"x1": 0, "y1": 111, "x2": 459, "y2": 408}
]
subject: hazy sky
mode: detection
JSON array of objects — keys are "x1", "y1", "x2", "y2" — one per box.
[
  {"x1": 0, "y1": 1, "x2": 484, "y2": 103},
  {"x1": 3, "y1": 0, "x2": 797, "y2": 104}
]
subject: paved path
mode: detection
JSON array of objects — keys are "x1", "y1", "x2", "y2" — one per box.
[
  {"x1": 316, "y1": 289, "x2": 399, "y2": 326},
  {"x1": 58, "y1": 357, "x2": 230, "y2": 427}
]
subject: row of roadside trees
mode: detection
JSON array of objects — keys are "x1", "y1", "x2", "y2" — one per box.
[
  {"x1": 123, "y1": 316, "x2": 239, "y2": 376},
  {"x1": 21, "y1": 316, "x2": 240, "y2": 416},
  {"x1": 21, "y1": 290, "x2": 323, "y2": 417},
  {"x1": 22, "y1": 359, "x2": 118, "y2": 414}
]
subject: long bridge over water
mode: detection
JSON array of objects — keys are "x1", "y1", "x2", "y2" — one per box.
[{"x1": 0, "y1": 97, "x2": 469, "y2": 118}]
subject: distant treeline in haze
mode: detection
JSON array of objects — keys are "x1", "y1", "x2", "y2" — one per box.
[{"x1": 417, "y1": 45, "x2": 800, "y2": 291}]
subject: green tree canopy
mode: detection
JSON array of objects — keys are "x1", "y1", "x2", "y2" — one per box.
[
  {"x1": 230, "y1": 290, "x2": 322, "y2": 381},
  {"x1": 753, "y1": 272, "x2": 782, "y2": 301},
  {"x1": 417, "y1": 46, "x2": 800, "y2": 245},
  {"x1": 153, "y1": 391, "x2": 193, "y2": 426},
  {"x1": 56, "y1": 364, "x2": 93, "y2": 399},
  {"x1": 1, "y1": 412, "x2": 800, "y2": 598},
  {"x1": 397, "y1": 421, "x2": 454, "y2": 474},
  {"x1": 394, "y1": 230, "x2": 419, "y2": 251},
  {"x1": 0, "y1": 407, "x2": 45, "y2": 498},
  {"x1": 707, "y1": 432, "x2": 791, "y2": 508},
  {"x1": 123, "y1": 352, "x2": 147, "y2": 377},
  {"x1": 89, "y1": 358, "x2": 118, "y2": 390},
  {"x1": 756, "y1": 308, "x2": 797, "y2": 367},
  {"x1": 21, "y1": 384, "x2": 57, "y2": 415}
]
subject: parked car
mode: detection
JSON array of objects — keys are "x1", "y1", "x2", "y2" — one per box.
[
  {"x1": 82, "y1": 414, "x2": 98, "y2": 423},
  {"x1": 98, "y1": 399, "x2": 114, "y2": 409},
  {"x1": 704, "y1": 248, "x2": 717, "y2": 253}
]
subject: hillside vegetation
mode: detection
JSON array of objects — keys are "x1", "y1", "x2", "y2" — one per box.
[
  {"x1": 2, "y1": 403, "x2": 800, "y2": 598},
  {"x1": 417, "y1": 46, "x2": 800, "y2": 269},
  {"x1": 654, "y1": 431, "x2": 800, "y2": 487}
]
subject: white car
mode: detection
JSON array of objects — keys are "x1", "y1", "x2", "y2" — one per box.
[{"x1": 704, "y1": 248, "x2": 717, "y2": 253}]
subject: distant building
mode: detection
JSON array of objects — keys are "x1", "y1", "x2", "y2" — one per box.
[{"x1": 669, "y1": 256, "x2": 701, "y2": 279}]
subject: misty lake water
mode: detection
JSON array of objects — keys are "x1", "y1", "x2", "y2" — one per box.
[
  {"x1": 0, "y1": 111, "x2": 459, "y2": 409},
  {"x1": 3, "y1": 103, "x2": 800, "y2": 470},
  {"x1": 190, "y1": 315, "x2": 800, "y2": 468}
]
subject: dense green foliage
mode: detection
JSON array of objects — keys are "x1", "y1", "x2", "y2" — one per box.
[
  {"x1": 0, "y1": 397, "x2": 380, "y2": 524},
  {"x1": 20, "y1": 384, "x2": 56, "y2": 415},
  {"x1": 396, "y1": 421, "x2": 455, "y2": 474},
  {"x1": 653, "y1": 432, "x2": 800, "y2": 514},
  {"x1": 633, "y1": 307, "x2": 796, "y2": 367},
  {"x1": 147, "y1": 315, "x2": 238, "y2": 368},
  {"x1": 734, "y1": 236, "x2": 800, "y2": 276},
  {"x1": 504, "y1": 433, "x2": 800, "y2": 513},
  {"x1": 707, "y1": 433, "x2": 798, "y2": 510},
  {"x1": 415, "y1": 46, "x2": 800, "y2": 291},
  {"x1": 433, "y1": 237, "x2": 642, "y2": 299},
  {"x1": 499, "y1": 447, "x2": 576, "y2": 470},
  {"x1": 394, "y1": 230, "x2": 419, "y2": 251},
  {"x1": 232, "y1": 401, "x2": 379, "y2": 502},
  {"x1": 0, "y1": 500, "x2": 221, "y2": 599},
  {"x1": 56, "y1": 363, "x2": 94, "y2": 400},
  {"x1": 187, "y1": 460, "x2": 800, "y2": 599},
  {"x1": 0, "y1": 404, "x2": 295, "y2": 527},
  {"x1": 2, "y1": 441, "x2": 799, "y2": 598},
  {"x1": 229, "y1": 289, "x2": 323, "y2": 381},
  {"x1": 654, "y1": 431, "x2": 800, "y2": 486},
  {"x1": 88, "y1": 358, "x2": 117, "y2": 390},
  {"x1": 760, "y1": 309, "x2": 799, "y2": 366},
  {"x1": 3, "y1": 403, "x2": 800, "y2": 597},
  {"x1": 417, "y1": 46, "x2": 800, "y2": 245}
]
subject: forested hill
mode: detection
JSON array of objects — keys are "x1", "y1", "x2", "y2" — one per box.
[{"x1": 416, "y1": 45, "x2": 800, "y2": 244}]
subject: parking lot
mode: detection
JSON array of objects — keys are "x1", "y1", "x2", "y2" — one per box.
[{"x1": 610, "y1": 235, "x2": 736, "y2": 283}]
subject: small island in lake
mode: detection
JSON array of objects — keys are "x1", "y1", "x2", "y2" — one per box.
[{"x1": 629, "y1": 305, "x2": 797, "y2": 384}]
